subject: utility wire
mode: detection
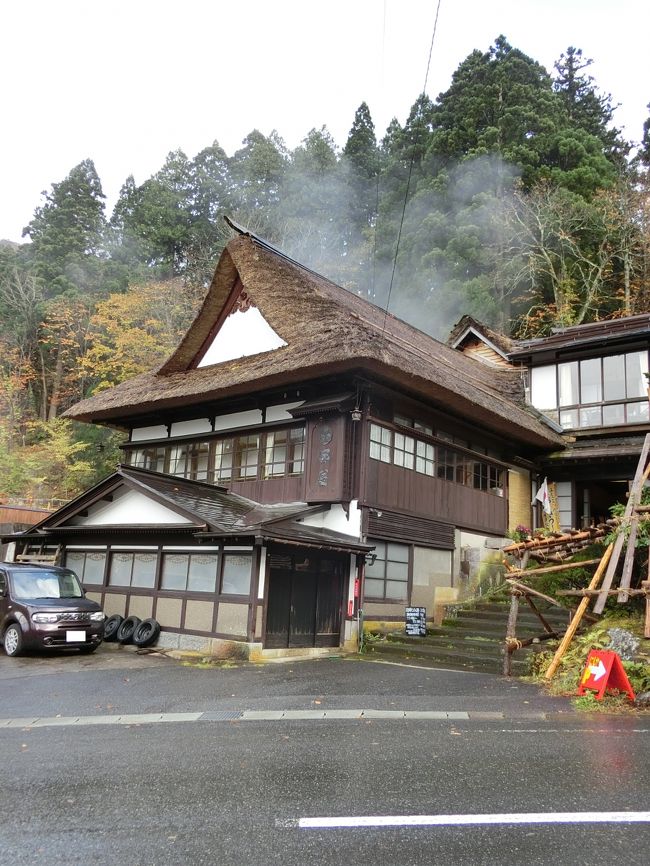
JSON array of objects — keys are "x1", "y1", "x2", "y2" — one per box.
[{"x1": 380, "y1": 0, "x2": 443, "y2": 336}]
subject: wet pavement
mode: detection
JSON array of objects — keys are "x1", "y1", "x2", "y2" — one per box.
[
  {"x1": 1, "y1": 645, "x2": 648, "y2": 866},
  {"x1": 0, "y1": 643, "x2": 578, "y2": 719}
]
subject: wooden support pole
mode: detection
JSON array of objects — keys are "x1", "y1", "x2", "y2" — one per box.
[
  {"x1": 618, "y1": 460, "x2": 650, "y2": 602},
  {"x1": 594, "y1": 434, "x2": 650, "y2": 614},
  {"x1": 643, "y1": 580, "x2": 650, "y2": 640},
  {"x1": 503, "y1": 590, "x2": 520, "y2": 677},
  {"x1": 556, "y1": 588, "x2": 646, "y2": 597},
  {"x1": 524, "y1": 595, "x2": 556, "y2": 635},
  {"x1": 505, "y1": 579, "x2": 564, "y2": 608},
  {"x1": 513, "y1": 632, "x2": 560, "y2": 649},
  {"x1": 544, "y1": 542, "x2": 614, "y2": 681}
]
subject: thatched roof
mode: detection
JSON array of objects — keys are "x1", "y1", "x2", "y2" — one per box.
[
  {"x1": 64, "y1": 232, "x2": 563, "y2": 449},
  {"x1": 447, "y1": 315, "x2": 520, "y2": 358}
]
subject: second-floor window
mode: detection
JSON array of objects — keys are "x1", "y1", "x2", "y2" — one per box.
[
  {"x1": 369, "y1": 424, "x2": 504, "y2": 493},
  {"x1": 127, "y1": 426, "x2": 305, "y2": 484},
  {"x1": 530, "y1": 351, "x2": 649, "y2": 429}
]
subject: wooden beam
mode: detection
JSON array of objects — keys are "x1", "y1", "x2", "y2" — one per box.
[
  {"x1": 503, "y1": 590, "x2": 520, "y2": 677},
  {"x1": 556, "y1": 588, "x2": 646, "y2": 597},
  {"x1": 506, "y1": 579, "x2": 563, "y2": 608},
  {"x1": 618, "y1": 459, "x2": 650, "y2": 602},
  {"x1": 544, "y1": 542, "x2": 614, "y2": 681},
  {"x1": 593, "y1": 434, "x2": 650, "y2": 614},
  {"x1": 505, "y1": 558, "x2": 601, "y2": 579},
  {"x1": 524, "y1": 594, "x2": 558, "y2": 634}
]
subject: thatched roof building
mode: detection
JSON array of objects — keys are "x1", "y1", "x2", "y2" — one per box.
[{"x1": 65, "y1": 232, "x2": 562, "y2": 450}]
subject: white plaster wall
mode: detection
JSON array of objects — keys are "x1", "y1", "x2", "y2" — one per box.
[
  {"x1": 131, "y1": 425, "x2": 168, "y2": 442},
  {"x1": 161, "y1": 546, "x2": 219, "y2": 551},
  {"x1": 300, "y1": 500, "x2": 362, "y2": 539},
  {"x1": 265, "y1": 402, "x2": 304, "y2": 422},
  {"x1": 73, "y1": 489, "x2": 194, "y2": 526},
  {"x1": 258, "y1": 546, "x2": 267, "y2": 600},
  {"x1": 197, "y1": 307, "x2": 287, "y2": 367},
  {"x1": 213, "y1": 409, "x2": 263, "y2": 431},
  {"x1": 170, "y1": 418, "x2": 212, "y2": 437},
  {"x1": 66, "y1": 545, "x2": 106, "y2": 550}
]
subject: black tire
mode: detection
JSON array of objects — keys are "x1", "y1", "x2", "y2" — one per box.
[
  {"x1": 103, "y1": 614, "x2": 124, "y2": 642},
  {"x1": 116, "y1": 615, "x2": 141, "y2": 644},
  {"x1": 3, "y1": 623, "x2": 23, "y2": 657},
  {"x1": 132, "y1": 618, "x2": 161, "y2": 648}
]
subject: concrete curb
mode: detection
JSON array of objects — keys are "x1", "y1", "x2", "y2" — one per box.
[{"x1": 0, "y1": 708, "x2": 589, "y2": 729}]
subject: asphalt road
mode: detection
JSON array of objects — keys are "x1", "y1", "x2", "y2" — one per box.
[{"x1": 1, "y1": 647, "x2": 648, "y2": 866}]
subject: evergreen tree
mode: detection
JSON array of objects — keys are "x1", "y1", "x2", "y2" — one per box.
[
  {"x1": 343, "y1": 102, "x2": 378, "y2": 181},
  {"x1": 229, "y1": 130, "x2": 288, "y2": 237},
  {"x1": 23, "y1": 159, "x2": 107, "y2": 296},
  {"x1": 640, "y1": 104, "x2": 650, "y2": 168},
  {"x1": 120, "y1": 149, "x2": 195, "y2": 276},
  {"x1": 279, "y1": 127, "x2": 350, "y2": 280},
  {"x1": 186, "y1": 140, "x2": 234, "y2": 285},
  {"x1": 553, "y1": 46, "x2": 626, "y2": 164},
  {"x1": 430, "y1": 36, "x2": 562, "y2": 187}
]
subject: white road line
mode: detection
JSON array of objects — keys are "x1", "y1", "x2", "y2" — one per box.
[{"x1": 296, "y1": 811, "x2": 650, "y2": 829}]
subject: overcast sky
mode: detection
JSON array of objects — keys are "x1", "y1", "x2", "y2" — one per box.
[{"x1": 2, "y1": 0, "x2": 648, "y2": 243}]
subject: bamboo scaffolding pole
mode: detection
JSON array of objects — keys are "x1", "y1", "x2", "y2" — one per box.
[
  {"x1": 503, "y1": 527, "x2": 607, "y2": 555},
  {"x1": 503, "y1": 590, "x2": 520, "y2": 677},
  {"x1": 504, "y1": 558, "x2": 602, "y2": 579},
  {"x1": 544, "y1": 542, "x2": 614, "y2": 681},
  {"x1": 618, "y1": 459, "x2": 650, "y2": 601},
  {"x1": 556, "y1": 588, "x2": 646, "y2": 597},
  {"x1": 505, "y1": 579, "x2": 565, "y2": 609},
  {"x1": 524, "y1": 595, "x2": 556, "y2": 634},
  {"x1": 594, "y1": 434, "x2": 650, "y2": 614}
]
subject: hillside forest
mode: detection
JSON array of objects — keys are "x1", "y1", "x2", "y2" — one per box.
[{"x1": 2, "y1": 37, "x2": 650, "y2": 506}]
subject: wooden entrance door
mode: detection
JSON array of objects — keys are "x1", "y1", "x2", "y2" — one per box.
[{"x1": 265, "y1": 552, "x2": 345, "y2": 649}]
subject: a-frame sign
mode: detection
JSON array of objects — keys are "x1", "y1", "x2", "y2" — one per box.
[{"x1": 577, "y1": 649, "x2": 636, "y2": 701}]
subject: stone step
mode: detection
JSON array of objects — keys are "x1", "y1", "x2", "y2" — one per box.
[
  {"x1": 390, "y1": 633, "x2": 509, "y2": 655},
  {"x1": 441, "y1": 615, "x2": 567, "y2": 636},
  {"x1": 366, "y1": 640, "x2": 531, "y2": 675},
  {"x1": 452, "y1": 605, "x2": 571, "y2": 625}
]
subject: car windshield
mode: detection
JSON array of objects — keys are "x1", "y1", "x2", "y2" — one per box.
[{"x1": 10, "y1": 570, "x2": 84, "y2": 600}]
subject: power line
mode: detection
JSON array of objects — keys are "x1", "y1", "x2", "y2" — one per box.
[{"x1": 380, "y1": 0, "x2": 443, "y2": 336}]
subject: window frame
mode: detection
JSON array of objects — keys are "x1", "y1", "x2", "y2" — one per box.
[
  {"x1": 369, "y1": 421, "x2": 505, "y2": 494},
  {"x1": 160, "y1": 551, "x2": 221, "y2": 593},
  {"x1": 107, "y1": 550, "x2": 158, "y2": 589},
  {"x1": 64, "y1": 549, "x2": 108, "y2": 586},
  {"x1": 364, "y1": 539, "x2": 411, "y2": 602},
  {"x1": 125, "y1": 424, "x2": 306, "y2": 485},
  {"x1": 530, "y1": 350, "x2": 650, "y2": 430}
]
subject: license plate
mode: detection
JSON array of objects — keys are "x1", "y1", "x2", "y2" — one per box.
[{"x1": 66, "y1": 630, "x2": 86, "y2": 643}]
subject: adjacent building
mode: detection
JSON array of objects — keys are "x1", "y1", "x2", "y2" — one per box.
[{"x1": 450, "y1": 314, "x2": 650, "y2": 530}]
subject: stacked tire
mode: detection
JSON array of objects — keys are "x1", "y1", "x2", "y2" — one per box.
[{"x1": 103, "y1": 614, "x2": 160, "y2": 648}]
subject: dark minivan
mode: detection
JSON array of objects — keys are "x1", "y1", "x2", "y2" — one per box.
[{"x1": 0, "y1": 562, "x2": 105, "y2": 656}]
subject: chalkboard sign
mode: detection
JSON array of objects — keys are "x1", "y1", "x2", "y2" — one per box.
[{"x1": 405, "y1": 606, "x2": 426, "y2": 636}]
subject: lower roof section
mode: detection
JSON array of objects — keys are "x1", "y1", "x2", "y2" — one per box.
[{"x1": 1, "y1": 466, "x2": 372, "y2": 556}]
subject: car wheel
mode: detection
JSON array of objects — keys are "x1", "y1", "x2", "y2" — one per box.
[
  {"x1": 116, "y1": 616, "x2": 141, "y2": 644},
  {"x1": 103, "y1": 614, "x2": 124, "y2": 642},
  {"x1": 3, "y1": 624, "x2": 23, "y2": 657},
  {"x1": 132, "y1": 618, "x2": 161, "y2": 648}
]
